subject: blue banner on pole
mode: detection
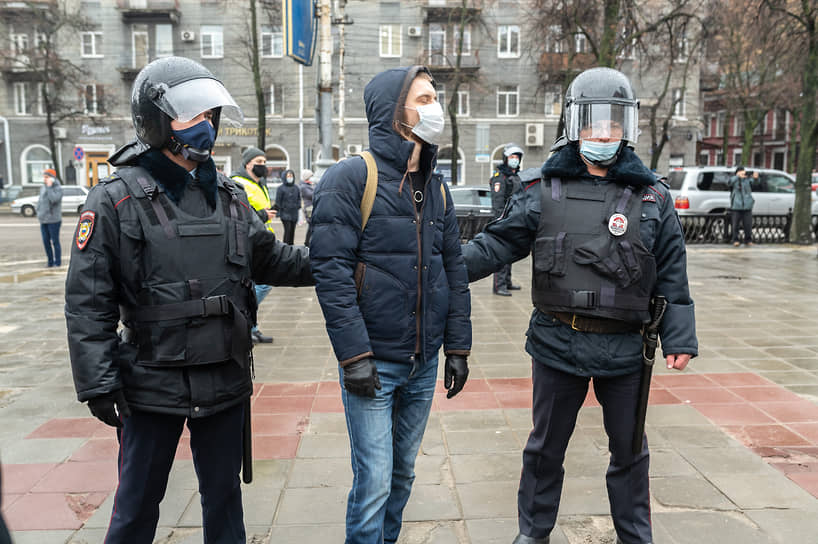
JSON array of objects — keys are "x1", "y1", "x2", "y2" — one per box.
[{"x1": 283, "y1": 0, "x2": 316, "y2": 66}]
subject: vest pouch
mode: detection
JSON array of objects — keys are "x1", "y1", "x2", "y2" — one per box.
[
  {"x1": 616, "y1": 240, "x2": 642, "y2": 286},
  {"x1": 574, "y1": 236, "x2": 633, "y2": 288},
  {"x1": 226, "y1": 218, "x2": 248, "y2": 267},
  {"x1": 533, "y1": 233, "x2": 568, "y2": 277}
]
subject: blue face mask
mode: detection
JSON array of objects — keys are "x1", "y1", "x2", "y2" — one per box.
[
  {"x1": 580, "y1": 140, "x2": 621, "y2": 164},
  {"x1": 172, "y1": 120, "x2": 216, "y2": 162}
]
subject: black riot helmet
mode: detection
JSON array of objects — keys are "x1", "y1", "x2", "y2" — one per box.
[
  {"x1": 130, "y1": 56, "x2": 243, "y2": 152},
  {"x1": 564, "y1": 67, "x2": 639, "y2": 145}
]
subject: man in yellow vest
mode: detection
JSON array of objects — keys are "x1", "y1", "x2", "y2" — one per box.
[{"x1": 232, "y1": 147, "x2": 275, "y2": 343}]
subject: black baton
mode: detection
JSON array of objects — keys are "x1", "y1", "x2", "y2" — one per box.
[
  {"x1": 632, "y1": 296, "x2": 667, "y2": 455},
  {"x1": 242, "y1": 397, "x2": 253, "y2": 484}
]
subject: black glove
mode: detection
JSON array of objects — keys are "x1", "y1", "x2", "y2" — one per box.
[
  {"x1": 87, "y1": 390, "x2": 131, "y2": 428},
  {"x1": 444, "y1": 355, "x2": 469, "y2": 398},
  {"x1": 343, "y1": 357, "x2": 381, "y2": 398}
]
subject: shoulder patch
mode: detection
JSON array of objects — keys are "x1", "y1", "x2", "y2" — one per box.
[
  {"x1": 76, "y1": 210, "x2": 96, "y2": 250},
  {"x1": 642, "y1": 192, "x2": 656, "y2": 203},
  {"x1": 494, "y1": 181, "x2": 501, "y2": 192}
]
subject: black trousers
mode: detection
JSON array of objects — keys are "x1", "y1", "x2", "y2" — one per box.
[
  {"x1": 730, "y1": 210, "x2": 753, "y2": 243},
  {"x1": 281, "y1": 220, "x2": 296, "y2": 245},
  {"x1": 517, "y1": 362, "x2": 652, "y2": 544},
  {"x1": 493, "y1": 264, "x2": 512, "y2": 292},
  {"x1": 104, "y1": 403, "x2": 245, "y2": 544},
  {"x1": 304, "y1": 219, "x2": 313, "y2": 247}
]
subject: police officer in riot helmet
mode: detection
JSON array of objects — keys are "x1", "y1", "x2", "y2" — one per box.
[
  {"x1": 65, "y1": 56, "x2": 312, "y2": 543},
  {"x1": 462, "y1": 67, "x2": 698, "y2": 544},
  {"x1": 490, "y1": 142, "x2": 524, "y2": 296}
]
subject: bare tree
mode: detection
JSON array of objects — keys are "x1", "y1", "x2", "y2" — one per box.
[
  {"x1": 762, "y1": 0, "x2": 818, "y2": 244},
  {"x1": 0, "y1": 1, "x2": 94, "y2": 181}
]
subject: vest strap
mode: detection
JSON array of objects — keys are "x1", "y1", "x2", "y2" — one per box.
[
  {"x1": 122, "y1": 295, "x2": 230, "y2": 322},
  {"x1": 551, "y1": 177, "x2": 561, "y2": 201},
  {"x1": 135, "y1": 176, "x2": 176, "y2": 239}
]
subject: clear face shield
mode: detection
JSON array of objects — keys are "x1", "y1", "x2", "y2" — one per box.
[
  {"x1": 566, "y1": 100, "x2": 639, "y2": 143},
  {"x1": 151, "y1": 77, "x2": 244, "y2": 126}
]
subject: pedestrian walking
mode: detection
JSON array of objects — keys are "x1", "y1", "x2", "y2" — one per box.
[
  {"x1": 461, "y1": 67, "x2": 698, "y2": 544},
  {"x1": 231, "y1": 146, "x2": 277, "y2": 344},
  {"x1": 490, "y1": 143, "x2": 524, "y2": 296},
  {"x1": 275, "y1": 168, "x2": 301, "y2": 245},
  {"x1": 729, "y1": 165, "x2": 755, "y2": 246},
  {"x1": 38, "y1": 168, "x2": 63, "y2": 267},
  {"x1": 300, "y1": 168, "x2": 315, "y2": 246},
  {"x1": 64, "y1": 56, "x2": 313, "y2": 544},
  {"x1": 310, "y1": 65, "x2": 471, "y2": 544}
]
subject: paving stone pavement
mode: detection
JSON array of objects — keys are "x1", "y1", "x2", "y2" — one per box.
[{"x1": 2, "y1": 242, "x2": 818, "y2": 544}]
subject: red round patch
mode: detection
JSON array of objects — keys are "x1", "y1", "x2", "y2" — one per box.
[{"x1": 76, "y1": 211, "x2": 96, "y2": 250}]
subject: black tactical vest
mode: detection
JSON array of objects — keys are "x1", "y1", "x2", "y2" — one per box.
[
  {"x1": 531, "y1": 177, "x2": 656, "y2": 324},
  {"x1": 113, "y1": 166, "x2": 255, "y2": 368}
]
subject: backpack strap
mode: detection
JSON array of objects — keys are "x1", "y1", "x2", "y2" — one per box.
[
  {"x1": 358, "y1": 151, "x2": 378, "y2": 231},
  {"x1": 440, "y1": 183, "x2": 447, "y2": 210}
]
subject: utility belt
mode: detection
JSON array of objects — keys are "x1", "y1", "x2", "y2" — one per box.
[{"x1": 548, "y1": 311, "x2": 642, "y2": 334}]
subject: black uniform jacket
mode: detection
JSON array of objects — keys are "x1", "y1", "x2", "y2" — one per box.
[{"x1": 65, "y1": 149, "x2": 313, "y2": 417}]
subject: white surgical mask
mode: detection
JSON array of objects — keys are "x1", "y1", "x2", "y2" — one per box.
[
  {"x1": 405, "y1": 102, "x2": 445, "y2": 145},
  {"x1": 507, "y1": 157, "x2": 520, "y2": 169}
]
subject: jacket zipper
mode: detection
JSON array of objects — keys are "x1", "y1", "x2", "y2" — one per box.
[{"x1": 408, "y1": 170, "x2": 426, "y2": 358}]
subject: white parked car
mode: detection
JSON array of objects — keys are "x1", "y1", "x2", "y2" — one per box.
[
  {"x1": 11, "y1": 185, "x2": 90, "y2": 217},
  {"x1": 667, "y1": 166, "x2": 818, "y2": 216}
]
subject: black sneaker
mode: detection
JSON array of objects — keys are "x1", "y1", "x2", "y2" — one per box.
[
  {"x1": 252, "y1": 330, "x2": 274, "y2": 344},
  {"x1": 507, "y1": 284, "x2": 522, "y2": 290},
  {"x1": 493, "y1": 289, "x2": 512, "y2": 297}
]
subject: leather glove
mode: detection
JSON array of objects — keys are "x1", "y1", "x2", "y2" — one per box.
[
  {"x1": 87, "y1": 390, "x2": 131, "y2": 428},
  {"x1": 343, "y1": 357, "x2": 381, "y2": 398},
  {"x1": 444, "y1": 355, "x2": 469, "y2": 398}
]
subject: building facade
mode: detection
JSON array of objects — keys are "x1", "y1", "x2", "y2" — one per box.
[{"x1": 0, "y1": 0, "x2": 701, "y2": 191}]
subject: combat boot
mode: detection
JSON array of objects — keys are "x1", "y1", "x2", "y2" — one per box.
[{"x1": 512, "y1": 535, "x2": 548, "y2": 544}]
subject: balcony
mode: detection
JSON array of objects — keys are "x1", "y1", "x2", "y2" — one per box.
[
  {"x1": 424, "y1": 4, "x2": 481, "y2": 24},
  {"x1": 538, "y1": 51, "x2": 596, "y2": 75},
  {"x1": 0, "y1": 53, "x2": 40, "y2": 77},
  {"x1": 0, "y1": 0, "x2": 54, "y2": 13},
  {"x1": 117, "y1": 0, "x2": 180, "y2": 24},
  {"x1": 421, "y1": 49, "x2": 480, "y2": 76}
]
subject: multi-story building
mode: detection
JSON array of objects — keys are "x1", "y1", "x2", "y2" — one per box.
[{"x1": 0, "y1": 0, "x2": 701, "y2": 191}]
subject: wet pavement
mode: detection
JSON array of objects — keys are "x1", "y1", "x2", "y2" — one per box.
[{"x1": 1, "y1": 217, "x2": 818, "y2": 543}]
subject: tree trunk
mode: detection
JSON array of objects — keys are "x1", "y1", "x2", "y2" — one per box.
[
  {"x1": 787, "y1": 109, "x2": 798, "y2": 173},
  {"x1": 598, "y1": 0, "x2": 619, "y2": 67},
  {"x1": 791, "y1": 16, "x2": 818, "y2": 244},
  {"x1": 250, "y1": 0, "x2": 266, "y2": 150}
]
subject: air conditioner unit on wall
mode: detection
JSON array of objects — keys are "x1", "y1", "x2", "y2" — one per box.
[
  {"x1": 347, "y1": 144, "x2": 363, "y2": 155},
  {"x1": 181, "y1": 30, "x2": 196, "y2": 42},
  {"x1": 407, "y1": 26, "x2": 422, "y2": 37},
  {"x1": 526, "y1": 123, "x2": 544, "y2": 147}
]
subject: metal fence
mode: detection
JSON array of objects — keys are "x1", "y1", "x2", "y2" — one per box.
[
  {"x1": 678, "y1": 213, "x2": 818, "y2": 244},
  {"x1": 457, "y1": 214, "x2": 493, "y2": 242}
]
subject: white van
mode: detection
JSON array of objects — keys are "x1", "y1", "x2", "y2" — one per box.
[{"x1": 667, "y1": 166, "x2": 818, "y2": 216}]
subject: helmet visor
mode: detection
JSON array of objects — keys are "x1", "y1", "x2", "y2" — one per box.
[
  {"x1": 153, "y1": 78, "x2": 244, "y2": 126},
  {"x1": 566, "y1": 101, "x2": 638, "y2": 143}
]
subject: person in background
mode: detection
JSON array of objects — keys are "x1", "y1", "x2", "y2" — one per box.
[
  {"x1": 300, "y1": 168, "x2": 316, "y2": 246},
  {"x1": 276, "y1": 169, "x2": 301, "y2": 245},
  {"x1": 231, "y1": 146, "x2": 277, "y2": 344},
  {"x1": 728, "y1": 165, "x2": 755, "y2": 247},
  {"x1": 489, "y1": 143, "x2": 524, "y2": 296},
  {"x1": 38, "y1": 168, "x2": 63, "y2": 267}
]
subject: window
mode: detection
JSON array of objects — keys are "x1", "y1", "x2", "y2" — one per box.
[
  {"x1": 10, "y1": 33, "x2": 28, "y2": 55},
  {"x1": 261, "y1": 25, "x2": 283, "y2": 58},
  {"x1": 545, "y1": 85, "x2": 561, "y2": 117},
  {"x1": 379, "y1": 24, "x2": 401, "y2": 58},
  {"x1": 429, "y1": 24, "x2": 446, "y2": 65},
  {"x1": 132, "y1": 27, "x2": 149, "y2": 68},
  {"x1": 546, "y1": 25, "x2": 563, "y2": 53},
  {"x1": 84, "y1": 84, "x2": 104, "y2": 115},
  {"x1": 699, "y1": 152, "x2": 710, "y2": 166},
  {"x1": 80, "y1": 32, "x2": 103, "y2": 57},
  {"x1": 22, "y1": 145, "x2": 53, "y2": 184},
  {"x1": 155, "y1": 24, "x2": 173, "y2": 57},
  {"x1": 36, "y1": 83, "x2": 45, "y2": 116},
  {"x1": 672, "y1": 88, "x2": 685, "y2": 118},
  {"x1": 618, "y1": 28, "x2": 635, "y2": 59},
  {"x1": 454, "y1": 26, "x2": 471, "y2": 55},
  {"x1": 436, "y1": 84, "x2": 446, "y2": 111},
  {"x1": 201, "y1": 25, "x2": 224, "y2": 59},
  {"x1": 498, "y1": 25, "x2": 520, "y2": 58},
  {"x1": 703, "y1": 114, "x2": 711, "y2": 137},
  {"x1": 34, "y1": 33, "x2": 47, "y2": 49},
  {"x1": 764, "y1": 174, "x2": 795, "y2": 194},
  {"x1": 675, "y1": 31, "x2": 689, "y2": 62},
  {"x1": 716, "y1": 112, "x2": 725, "y2": 136},
  {"x1": 574, "y1": 31, "x2": 588, "y2": 54},
  {"x1": 13, "y1": 82, "x2": 28, "y2": 115},
  {"x1": 456, "y1": 86, "x2": 469, "y2": 116},
  {"x1": 265, "y1": 84, "x2": 283, "y2": 116},
  {"x1": 497, "y1": 85, "x2": 519, "y2": 117}
]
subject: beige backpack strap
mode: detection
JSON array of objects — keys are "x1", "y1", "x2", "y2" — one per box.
[
  {"x1": 358, "y1": 151, "x2": 378, "y2": 231},
  {"x1": 440, "y1": 183, "x2": 446, "y2": 210}
]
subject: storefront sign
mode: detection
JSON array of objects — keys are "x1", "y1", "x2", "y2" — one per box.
[
  {"x1": 218, "y1": 126, "x2": 273, "y2": 137},
  {"x1": 81, "y1": 124, "x2": 111, "y2": 136}
]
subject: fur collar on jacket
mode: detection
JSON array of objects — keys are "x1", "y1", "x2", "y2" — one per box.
[
  {"x1": 137, "y1": 149, "x2": 218, "y2": 208},
  {"x1": 541, "y1": 143, "x2": 656, "y2": 187}
]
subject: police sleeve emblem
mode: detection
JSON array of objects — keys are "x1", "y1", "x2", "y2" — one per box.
[
  {"x1": 494, "y1": 181, "x2": 501, "y2": 192},
  {"x1": 76, "y1": 211, "x2": 96, "y2": 250}
]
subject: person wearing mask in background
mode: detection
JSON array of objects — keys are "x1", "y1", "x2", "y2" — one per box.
[
  {"x1": 64, "y1": 57, "x2": 313, "y2": 543},
  {"x1": 489, "y1": 143, "x2": 524, "y2": 296},
  {"x1": 38, "y1": 168, "x2": 63, "y2": 267},
  {"x1": 232, "y1": 146, "x2": 277, "y2": 344},
  {"x1": 462, "y1": 67, "x2": 697, "y2": 544},
  {"x1": 276, "y1": 169, "x2": 301, "y2": 245},
  {"x1": 728, "y1": 165, "x2": 755, "y2": 247},
  {"x1": 300, "y1": 168, "x2": 316, "y2": 246},
  {"x1": 310, "y1": 65, "x2": 471, "y2": 544}
]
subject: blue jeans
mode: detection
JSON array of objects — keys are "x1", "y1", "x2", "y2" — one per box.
[
  {"x1": 340, "y1": 356, "x2": 438, "y2": 544},
  {"x1": 40, "y1": 221, "x2": 61, "y2": 266},
  {"x1": 251, "y1": 283, "x2": 272, "y2": 333}
]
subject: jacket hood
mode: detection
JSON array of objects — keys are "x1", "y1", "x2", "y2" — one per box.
[
  {"x1": 280, "y1": 169, "x2": 296, "y2": 183},
  {"x1": 541, "y1": 143, "x2": 656, "y2": 186},
  {"x1": 364, "y1": 66, "x2": 437, "y2": 175}
]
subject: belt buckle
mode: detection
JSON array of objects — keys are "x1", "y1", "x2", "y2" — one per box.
[{"x1": 570, "y1": 314, "x2": 582, "y2": 331}]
